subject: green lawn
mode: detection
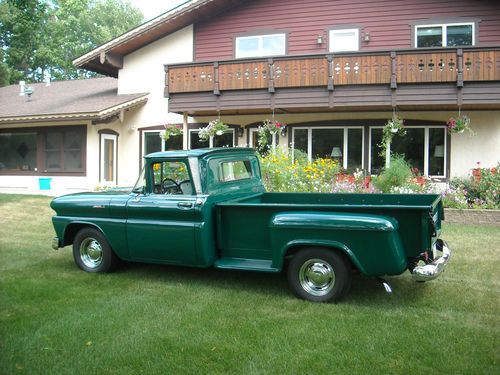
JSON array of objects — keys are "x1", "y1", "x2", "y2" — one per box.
[{"x1": 0, "y1": 194, "x2": 499, "y2": 374}]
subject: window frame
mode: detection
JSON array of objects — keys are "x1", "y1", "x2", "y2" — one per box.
[
  {"x1": 235, "y1": 33, "x2": 287, "y2": 59},
  {"x1": 188, "y1": 128, "x2": 235, "y2": 149},
  {"x1": 328, "y1": 28, "x2": 360, "y2": 53},
  {"x1": 368, "y1": 125, "x2": 448, "y2": 178},
  {"x1": 291, "y1": 126, "x2": 365, "y2": 170},
  {"x1": 414, "y1": 22, "x2": 475, "y2": 48},
  {"x1": 0, "y1": 125, "x2": 86, "y2": 176}
]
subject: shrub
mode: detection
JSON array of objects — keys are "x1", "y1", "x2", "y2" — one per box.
[
  {"x1": 449, "y1": 163, "x2": 499, "y2": 209},
  {"x1": 372, "y1": 155, "x2": 413, "y2": 193}
]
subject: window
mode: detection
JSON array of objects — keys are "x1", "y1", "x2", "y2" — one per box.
[
  {"x1": 219, "y1": 160, "x2": 253, "y2": 182},
  {"x1": 142, "y1": 129, "x2": 182, "y2": 156},
  {"x1": 292, "y1": 127, "x2": 364, "y2": 170},
  {"x1": 0, "y1": 126, "x2": 86, "y2": 175},
  {"x1": 0, "y1": 132, "x2": 37, "y2": 172},
  {"x1": 235, "y1": 33, "x2": 286, "y2": 58},
  {"x1": 151, "y1": 160, "x2": 192, "y2": 195},
  {"x1": 189, "y1": 129, "x2": 235, "y2": 149},
  {"x1": 415, "y1": 23, "x2": 474, "y2": 48},
  {"x1": 329, "y1": 29, "x2": 359, "y2": 52},
  {"x1": 369, "y1": 126, "x2": 447, "y2": 177}
]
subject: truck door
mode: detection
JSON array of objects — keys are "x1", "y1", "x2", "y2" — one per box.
[{"x1": 126, "y1": 159, "x2": 198, "y2": 264}]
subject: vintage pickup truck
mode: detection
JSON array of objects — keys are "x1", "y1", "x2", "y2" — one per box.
[{"x1": 51, "y1": 148, "x2": 451, "y2": 302}]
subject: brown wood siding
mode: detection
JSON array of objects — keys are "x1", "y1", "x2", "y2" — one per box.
[{"x1": 194, "y1": 0, "x2": 500, "y2": 61}]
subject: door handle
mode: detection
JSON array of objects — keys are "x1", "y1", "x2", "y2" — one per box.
[{"x1": 177, "y1": 202, "x2": 193, "y2": 209}]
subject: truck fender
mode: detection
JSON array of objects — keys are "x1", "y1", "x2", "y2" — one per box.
[
  {"x1": 280, "y1": 239, "x2": 366, "y2": 274},
  {"x1": 270, "y1": 211, "x2": 399, "y2": 273},
  {"x1": 62, "y1": 221, "x2": 107, "y2": 247}
]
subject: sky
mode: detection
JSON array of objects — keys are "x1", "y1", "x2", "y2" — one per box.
[{"x1": 128, "y1": 0, "x2": 191, "y2": 21}]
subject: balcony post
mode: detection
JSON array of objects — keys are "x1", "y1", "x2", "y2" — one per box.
[
  {"x1": 390, "y1": 51, "x2": 397, "y2": 89},
  {"x1": 327, "y1": 54, "x2": 334, "y2": 91},
  {"x1": 163, "y1": 64, "x2": 169, "y2": 98},
  {"x1": 268, "y1": 58, "x2": 275, "y2": 93},
  {"x1": 457, "y1": 49, "x2": 464, "y2": 87},
  {"x1": 214, "y1": 62, "x2": 220, "y2": 95}
]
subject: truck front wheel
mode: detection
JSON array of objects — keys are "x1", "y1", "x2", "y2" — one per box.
[
  {"x1": 287, "y1": 248, "x2": 351, "y2": 302},
  {"x1": 73, "y1": 228, "x2": 118, "y2": 273}
]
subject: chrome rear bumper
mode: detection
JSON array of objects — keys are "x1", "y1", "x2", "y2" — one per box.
[{"x1": 412, "y1": 239, "x2": 451, "y2": 282}]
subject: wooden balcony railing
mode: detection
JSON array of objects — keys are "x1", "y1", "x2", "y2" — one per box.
[{"x1": 165, "y1": 48, "x2": 500, "y2": 96}]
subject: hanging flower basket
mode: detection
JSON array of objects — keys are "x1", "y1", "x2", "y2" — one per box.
[
  {"x1": 447, "y1": 114, "x2": 473, "y2": 134},
  {"x1": 258, "y1": 119, "x2": 286, "y2": 147},
  {"x1": 382, "y1": 116, "x2": 406, "y2": 143},
  {"x1": 198, "y1": 119, "x2": 229, "y2": 141},
  {"x1": 160, "y1": 124, "x2": 183, "y2": 141}
]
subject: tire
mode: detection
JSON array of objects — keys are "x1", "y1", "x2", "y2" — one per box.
[
  {"x1": 287, "y1": 248, "x2": 352, "y2": 302},
  {"x1": 73, "y1": 228, "x2": 118, "y2": 273}
]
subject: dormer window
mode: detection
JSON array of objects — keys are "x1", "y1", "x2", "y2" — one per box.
[
  {"x1": 415, "y1": 23, "x2": 474, "y2": 48},
  {"x1": 235, "y1": 33, "x2": 286, "y2": 58}
]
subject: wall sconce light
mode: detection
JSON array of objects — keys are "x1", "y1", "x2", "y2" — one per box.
[
  {"x1": 280, "y1": 126, "x2": 287, "y2": 137},
  {"x1": 316, "y1": 35, "x2": 324, "y2": 45},
  {"x1": 363, "y1": 32, "x2": 371, "y2": 42},
  {"x1": 237, "y1": 127, "x2": 244, "y2": 138}
]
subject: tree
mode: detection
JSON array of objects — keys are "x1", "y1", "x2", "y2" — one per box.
[{"x1": 0, "y1": 0, "x2": 143, "y2": 85}]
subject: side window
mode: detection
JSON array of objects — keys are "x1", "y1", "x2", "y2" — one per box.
[
  {"x1": 219, "y1": 160, "x2": 253, "y2": 182},
  {"x1": 329, "y1": 28, "x2": 359, "y2": 52},
  {"x1": 151, "y1": 161, "x2": 193, "y2": 195}
]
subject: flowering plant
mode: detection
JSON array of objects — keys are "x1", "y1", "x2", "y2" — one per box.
[
  {"x1": 160, "y1": 124, "x2": 183, "y2": 141},
  {"x1": 447, "y1": 114, "x2": 473, "y2": 134},
  {"x1": 383, "y1": 116, "x2": 406, "y2": 142},
  {"x1": 198, "y1": 119, "x2": 229, "y2": 141},
  {"x1": 378, "y1": 116, "x2": 406, "y2": 157},
  {"x1": 258, "y1": 119, "x2": 286, "y2": 147}
]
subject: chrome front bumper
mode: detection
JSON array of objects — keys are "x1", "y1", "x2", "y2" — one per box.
[{"x1": 412, "y1": 239, "x2": 451, "y2": 282}]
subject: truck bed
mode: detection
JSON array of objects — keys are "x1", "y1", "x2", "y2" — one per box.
[{"x1": 215, "y1": 192, "x2": 443, "y2": 273}]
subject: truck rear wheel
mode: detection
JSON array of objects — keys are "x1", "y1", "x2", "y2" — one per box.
[
  {"x1": 287, "y1": 248, "x2": 351, "y2": 302},
  {"x1": 73, "y1": 228, "x2": 118, "y2": 273}
]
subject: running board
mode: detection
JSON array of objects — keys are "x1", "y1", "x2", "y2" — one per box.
[{"x1": 214, "y1": 258, "x2": 279, "y2": 273}]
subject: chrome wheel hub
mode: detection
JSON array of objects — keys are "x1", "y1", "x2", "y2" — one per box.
[
  {"x1": 299, "y1": 259, "x2": 335, "y2": 296},
  {"x1": 80, "y1": 238, "x2": 103, "y2": 269}
]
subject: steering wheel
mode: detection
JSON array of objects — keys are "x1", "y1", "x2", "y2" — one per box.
[{"x1": 161, "y1": 178, "x2": 181, "y2": 194}]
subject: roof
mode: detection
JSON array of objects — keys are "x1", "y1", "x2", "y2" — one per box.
[
  {"x1": 73, "y1": 0, "x2": 246, "y2": 77},
  {"x1": 0, "y1": 77, "x2": 148, "y2": 124},
  {"x1": 145, "y1": 147, "x2": 255, "y2": 159}
]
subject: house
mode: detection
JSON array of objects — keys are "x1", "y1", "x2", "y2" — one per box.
[{"x1": 1, "y1": 0, "x2": 499, "y2": 194}]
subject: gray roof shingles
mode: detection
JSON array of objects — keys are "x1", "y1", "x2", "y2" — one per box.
[{"x1": 0, "y1": 77, "x2": 147, "y2": 119}]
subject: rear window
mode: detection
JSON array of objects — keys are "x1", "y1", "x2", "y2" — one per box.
[{"x1": 219, "y1": 160, "x2": 253, "y2": 182}]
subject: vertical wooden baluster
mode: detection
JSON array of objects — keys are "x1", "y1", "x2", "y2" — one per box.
[
  {"x1": 457, "y1": 49, "x2": 464, "y2": 87},
  {"x1": 390, "y1": 52, "x2": 397, "y2": 89},
  {"x1": 214, "y1": 62, "x2": 220, "y2": 95},
  {"x1": 163, "y1": 64, "x2": 170, "y2": 98},
  {"x1": 268, "y1": 58, "x2": 275, "y2": 93},
  {"x1": 327, "y1": 55, "x2": 334, "y2": 91}
]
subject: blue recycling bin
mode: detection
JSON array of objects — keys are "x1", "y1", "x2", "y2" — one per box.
[{"x1": 39, "y1": 178, "x2": 52, "y2": 190}]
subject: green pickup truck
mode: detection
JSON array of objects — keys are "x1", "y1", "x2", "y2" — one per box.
[{"x1": 51, "y1": 148, "x2": 451, "y2": 302}]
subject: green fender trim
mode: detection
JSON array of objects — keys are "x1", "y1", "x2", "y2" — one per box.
[{"x1": 270, "y1": 212, "x2": 399, "y2": 231}]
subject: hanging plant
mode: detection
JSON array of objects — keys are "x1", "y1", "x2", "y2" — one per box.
[
  {"x1": 198, "y1": 119, "x2": 229, "y2": 141},
  {"x1": 379, "y1": 116, "x2": 406, "y2": 157},
  {"x1": 258, "y1": 119, "x2": 286, "y2": 148},
  {"x1": 447, "y1": 114, "x2": 473, "y2": 134},
  {"x1": 160, "y1": 124, "x2": 183, "y2": 141}
]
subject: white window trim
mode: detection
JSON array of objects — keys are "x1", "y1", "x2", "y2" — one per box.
[
  {"x1": 415, "y1": 22, "x2": 475, "y2": 48},
  {"x1": 329, "y1": 28, "x2": 360, "y2": 53},
  {"x1": 100, "y1": 133, "x2": 117, "y2": 185},
  {"x1": 292, "y1": 126, "x2": 364, "y2": 169},
  {"x1": 235, "y1": 33, "x2": 286, "y2": 59},
  {"x1": 368, "y1": 126, "x2": 447, "y2": 177}
]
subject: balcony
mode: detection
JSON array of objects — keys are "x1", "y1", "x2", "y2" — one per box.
[{"x1": 164, "y1": 47, "x2": 500, "y2": 115}]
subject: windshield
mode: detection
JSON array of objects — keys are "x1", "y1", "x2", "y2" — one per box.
[{"x1": 132, "y1": 166, "x2": 146, "y2": 193}]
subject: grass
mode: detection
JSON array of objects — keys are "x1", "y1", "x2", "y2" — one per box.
[{"x1": 0, "y1": 194, "x2": 499, "y2": 374}]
